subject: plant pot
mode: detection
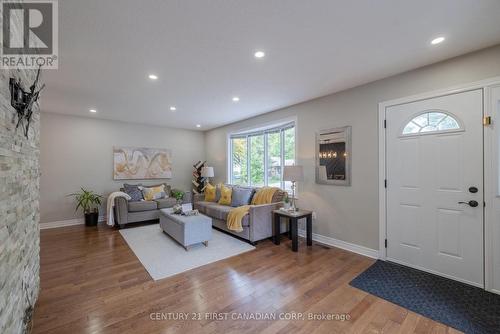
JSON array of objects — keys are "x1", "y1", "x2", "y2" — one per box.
[{"x1": 85, "y1": 211, "x2": 99, "y2": 226}]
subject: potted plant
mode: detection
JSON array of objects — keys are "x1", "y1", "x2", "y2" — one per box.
[
  {"x1": 170, "y1": 189, "x2": 185, "y2": 214},
  {"x1": 171, "y1": 189, "x2": 185, "y2": 205},
  {"x1": 69, "y1": 188, "x2": 102, "y2": 226}
]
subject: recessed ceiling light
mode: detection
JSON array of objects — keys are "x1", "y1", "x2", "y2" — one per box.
[
  {"x1": 254, "y1": 51, "x2": 265, "y2": 58},
  {"x1": 232, "y1": 96, "x2": 240, "y2": 102},
  {"x1": 89, "y1": 109, "x2": 97, "y2": 113},
  {"x1": 431, "y1": 36, "x2": 445, "y2": 45},
  {"x1": 196, "y1": 124, "x2": 201, "y2": 128},
  {"x1": 169, "y1": 106, "x2": 176, "y2": 111},
  {"x1": 148, "y1": 74, "x2": 158, "y2": 80}
]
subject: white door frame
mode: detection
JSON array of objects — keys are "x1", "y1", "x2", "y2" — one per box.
[{"x1": 378, "y1": 75, "x2": 500, "y2": 293}]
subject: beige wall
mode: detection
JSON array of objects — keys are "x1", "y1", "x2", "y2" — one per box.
[
  {"x1": 40, "y1": 113, "x2": 205, "y2": 224},
  {"x1": 205, "y1": 45, "x2": 500, "y2": 250}
]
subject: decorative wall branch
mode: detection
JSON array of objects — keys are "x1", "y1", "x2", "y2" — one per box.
[{"x1": 9, "y1": 66, "x2": 45, "y2": 138}]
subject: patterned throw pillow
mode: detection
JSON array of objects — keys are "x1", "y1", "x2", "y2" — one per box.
[
  {"x1": 123, "y1": 184, "x2": 143, "y2": 202},
  {"x1": 149, "y1": 183, "x2": 171, "y2": 198},
  {"x1": 204, "y1": 183, "x2": 216, "y2": 202},
  {"x1": 218, "y1": 184, "x2": 232, "y2": 206},
  {"x1": 142, "y1": 185, "x2": 166, "y2": 201}
]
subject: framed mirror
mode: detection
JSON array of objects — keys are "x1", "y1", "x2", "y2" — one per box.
[{"x1": 315, "y1": 126, "x2": 351, "y2": 186}]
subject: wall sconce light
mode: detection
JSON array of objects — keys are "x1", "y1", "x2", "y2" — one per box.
[{"x1": 320, "y1": 151, "x2": 341, "y2": 159}]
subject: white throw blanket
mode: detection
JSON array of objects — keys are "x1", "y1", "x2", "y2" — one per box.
[{"x1": 106, "y1": 191, "x2": 131, "y2": 226}]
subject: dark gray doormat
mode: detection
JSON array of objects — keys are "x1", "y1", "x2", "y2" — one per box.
[{"x1": 349, "y1": 260, "x2": 500, "y2": 334}]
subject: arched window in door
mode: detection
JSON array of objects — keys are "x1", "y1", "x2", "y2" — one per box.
[{"x1": 402, "y1": 111, "x2": 462, "y2": 136}]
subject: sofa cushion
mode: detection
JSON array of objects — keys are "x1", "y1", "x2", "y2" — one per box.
[
  {"x1": 231, "y1": 186, "x2": 255, "y2": 207},
  {"x1": 204, "y1": 204, "x2": 249, "y2": 226},
  {"x1": 123, "y1": 183, "x2": 143, "y2": 202},
  {"x1": 155, "y1": 197, "x2": 177, "y2": 209},
  {"x1": 205, "y1": 204, "x2": 231, "y2": 220},
  {"x1": 193, "y1": 201, "x2": 217, "y2": 214},
  {"x1": 128, "y1": 200, "x2": 157, "y2": 212}
]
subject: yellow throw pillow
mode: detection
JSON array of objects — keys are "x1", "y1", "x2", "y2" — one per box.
[
  {"x1": 204, "y1": 183, "x2": 216, "y2": 202},
  {"x1": 142, "y1": 185, "x2": 165, "y2": 201},
  {"x1": 218, "y1": 185, "x2": 232, "y2": 206}
]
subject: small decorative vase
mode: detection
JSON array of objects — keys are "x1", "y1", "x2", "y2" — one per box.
[{"x1": 173, "y1": 204, "x2": 183, "y2": 214}]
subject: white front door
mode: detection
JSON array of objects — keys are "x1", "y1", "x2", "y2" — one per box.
[{"x1": 386, "y1": 89, "x2": 484, "y2": 287}]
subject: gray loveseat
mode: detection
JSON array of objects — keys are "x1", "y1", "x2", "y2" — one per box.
[
  {"x1": 114, "y1": 184, "x2": 191, "y2": 227},
  {"x1": 193, "y1": 186, "x2": 286, "y2": 244}
]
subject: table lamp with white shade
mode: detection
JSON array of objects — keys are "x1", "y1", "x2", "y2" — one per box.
[
  {"x1": 201, "y1": 166, "x2": 214, "y2": 185},
  {"x1": 283, "y1": 165, "x2": 304, "y2": 211}
]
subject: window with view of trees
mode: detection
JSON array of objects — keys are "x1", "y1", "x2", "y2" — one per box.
[{"x1": 230, "y1": 122, "x2": 295, "y2": 190}]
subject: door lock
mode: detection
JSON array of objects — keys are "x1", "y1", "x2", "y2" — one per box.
[
  {"x1": 468, "y1": 186, "x2": 478, "y2": 193},
  {"x1": 458, "y1": 200, "x2": 479, "y2": 207}
]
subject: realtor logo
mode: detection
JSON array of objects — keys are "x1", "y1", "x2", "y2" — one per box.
[{"x1": 1, "y1": 0, "x2": 58, "y2": 69}]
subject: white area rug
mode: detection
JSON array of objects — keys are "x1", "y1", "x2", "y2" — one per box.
[{"x1": 119, "y1": 224, "x2": 255, "y2": 280}]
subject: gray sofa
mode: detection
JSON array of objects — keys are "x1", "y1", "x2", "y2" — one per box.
[
  {"x1": 114, "y1": 188, "x2": 192, "y2": 228},
  {"x1": 193, "y1": 186, "x2": 286, "y2": 244}
]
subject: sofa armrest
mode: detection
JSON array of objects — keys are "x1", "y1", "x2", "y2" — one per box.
[
  {"x1": 114, "y1": 197, "x2": 129, "y2": 226},
  {"x1": 248, "y1": 202, "x2": 283, "y2": 242}
]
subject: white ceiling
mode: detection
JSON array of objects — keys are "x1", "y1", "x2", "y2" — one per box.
[{"x1": 42, "y1": 0, "x2": 500, "y2": 131}]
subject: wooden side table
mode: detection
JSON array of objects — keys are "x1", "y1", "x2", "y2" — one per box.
[{"x1": 273, "y1": 209, "x2": 313, "y2": 252}]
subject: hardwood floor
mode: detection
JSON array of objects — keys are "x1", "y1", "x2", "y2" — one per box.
[{"x1": 33, "y1": 224, "x2": 461, "y2": 334}]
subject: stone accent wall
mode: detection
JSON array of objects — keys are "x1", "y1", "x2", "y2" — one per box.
[
  {"x1": 0, "y1": 70, "x2": 41, "y2": 334},
  {"x1": 0, "y1": 7, "x2": 42, "y2": 331}
]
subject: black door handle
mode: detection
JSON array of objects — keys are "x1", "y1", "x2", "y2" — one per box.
[{"x1": 458, "y1": 200, "x2": 479, "y2": 207}]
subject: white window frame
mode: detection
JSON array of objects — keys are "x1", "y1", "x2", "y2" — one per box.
[
  {"x1": 399, "y1": 109, "x2": 464, "y2": 137},
  {"x1": 227, "y1": 120, "x2": 296, "y2": 189}
]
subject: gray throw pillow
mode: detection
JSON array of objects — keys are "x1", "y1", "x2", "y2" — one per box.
[
  {"x1": 123, "y1": 183, "x2": 143, "y2": 202},
  {"x1": 215, "y1": 185, "x2": 222, "y2": 202},
  {"x1": 231, "y1": 187, "x2": 255, "y2": 207},
  {"x1": 214, "y1": 184, "x2": 226, "y2": 202}
]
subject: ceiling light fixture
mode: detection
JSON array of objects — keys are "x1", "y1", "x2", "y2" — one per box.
[
  {"x1": 196, "y1": 124, "x2": 201, "y2": 128},
  {"x1": 431, "y1": 36, "x2": 445, "y2": 45},
  {"x1": 169, "y1": 106, "x2": 176, "y2": 111},
  {"x1": 254, "y1": 51, "x2": 265, "y2": 58},
  {"x1": 148, "y1": 74, "x2": 158, "y2": 80},
  {"x1": 89, "y1": 109, "x2": 97, "y2": 113},
  {"x1": 232, "y1": 96, "x2": 240, "y2": 102}
]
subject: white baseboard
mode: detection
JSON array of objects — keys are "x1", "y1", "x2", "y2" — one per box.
[
  {"x1": 40, "y1": 216, "x2": 106, "y2": 229},
  {"x1": 298, "y1": 229, "x2": 379, "y2": 259}
]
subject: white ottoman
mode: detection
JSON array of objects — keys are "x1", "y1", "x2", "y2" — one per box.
[{"x1": 159, "y1": 208, "x2": 212, "y2": 251}]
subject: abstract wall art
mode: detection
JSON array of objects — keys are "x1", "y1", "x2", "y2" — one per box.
[{"x1": 113, "y1": 147, "x2": 172, "y2": 180}]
